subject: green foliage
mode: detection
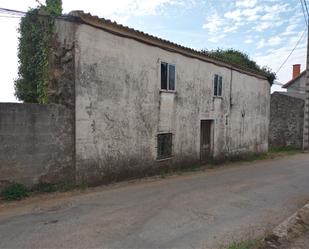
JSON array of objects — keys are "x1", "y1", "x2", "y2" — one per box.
[
  {"x1": 1, "y1": 183, "x2": 30, "y2": 201},
  {"x1": 226, "y1": 239, "x2": 260, "y2": 249},
  {"x1": 45, "y1": 0, "x2": 62, "y2": 16},
  {"x1": 202, "y1": 48, "x2": 276, "y2": 84},
  {"x1": 15, "y1": 0, "x2": 62, "y2": 103}
]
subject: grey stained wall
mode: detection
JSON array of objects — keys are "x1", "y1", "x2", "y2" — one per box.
[
  {"x1": 269, "y1": 92, "x2": 304, "y2": 149},
  {"x1": 286, "y1": 74, "x2": 305, "y2": 94},
  {"x1": 0, "y1": 103, "x2": 75, "y2": 190},
  {"x1": 52, "y1": 19, "x2": 270, "y2": 185}
]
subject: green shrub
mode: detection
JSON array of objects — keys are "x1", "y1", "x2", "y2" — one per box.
[{"x1": 1, "y1": 183, "x2": 30, "y2": 200}]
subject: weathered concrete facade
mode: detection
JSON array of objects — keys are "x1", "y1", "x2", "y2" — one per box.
[
  {"x1": 51, "y1": 13, "x2": 270, "y2": 184},
  {"x1": 0, "y1": 103, "x2": 74, "y2": 190},
  {"x1": 0, "y1": 12, "x2": 271, "y2": 188},
  {"x1": 269, "y1": 92, "x2": 304, "y2": 149}
]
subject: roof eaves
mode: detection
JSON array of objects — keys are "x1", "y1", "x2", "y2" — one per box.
[
  {"x1": 65, "y1": 11, "x2": 268, "y2": 81},
  {"x1": 282, "y1": 71, "x2": 306, "y2": 88}
]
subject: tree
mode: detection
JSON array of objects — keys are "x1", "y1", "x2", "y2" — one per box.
[
  {"x1": 14, "y1": 0, "x2": 62, "y2": 103},
  {"x1": 202, "y1": 48, "x2": 276, "y2": 84}
]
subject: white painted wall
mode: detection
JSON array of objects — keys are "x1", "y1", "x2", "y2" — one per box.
[{"x1": 56, "y1": 21, "x2": 270, "y2": 183}]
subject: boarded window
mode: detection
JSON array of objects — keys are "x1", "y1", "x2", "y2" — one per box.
[
  {"x1": 161, "y1": 62, "x2": 176, "y2": 91},
  {"x1": 157, "y1": 133, "x2": 173, "y2": 159},
  {"x1": 214, "y1": 74, "x2": 223, "y2": 97}
]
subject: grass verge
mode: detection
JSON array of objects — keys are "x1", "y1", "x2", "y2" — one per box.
[{"x1": 226, "y1": 239, "x2": 262, "y2": 249}]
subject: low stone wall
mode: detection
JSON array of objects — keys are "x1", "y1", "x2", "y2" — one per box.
[
  {"x1": 269, "y1": 92, "x2": 304, "y2": 149},
  {"x1": 0, "y1": 103, "x2": 74, "y2": 190}
]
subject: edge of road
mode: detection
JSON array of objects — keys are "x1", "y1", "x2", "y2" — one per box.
[{"x1": 264, "y1": 202, "x2": 309, "y2": 248}]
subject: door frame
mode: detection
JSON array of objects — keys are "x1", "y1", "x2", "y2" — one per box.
[{"x1": 200, "y1": 119, "x2": 214, "y2": 163}]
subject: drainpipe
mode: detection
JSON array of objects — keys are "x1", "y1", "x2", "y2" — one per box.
[{"x1": 303, "y1": 24, "x2": 309, "y2": 151}]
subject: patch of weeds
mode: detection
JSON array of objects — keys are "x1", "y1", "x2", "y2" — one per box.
[
  {"x1": 77, "y1": 182, "x2": 88, "y2": 191},
  {"x1": 243, "y1": 153, "x2": 270, "y2": 162},
  {"x1": 36, "y1": 183, "x2": 57, "y2": 193},
  {"x1": 1, "y1": 183, "x2": 30, "y2": 201},
  {"x1": 160, "y1": 171, "x2": 167, "y2": 178},
  {"x1": 56, "y1": 182, "x2": 76, "y2": 192},
  {"x1": 270, "y1": 147, "x2": 301, "y2": 155},
  {"x1": 226, "y1": 239, "x2": 260, "y2": 249}
]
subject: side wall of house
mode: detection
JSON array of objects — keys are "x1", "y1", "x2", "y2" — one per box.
[
  {"x1": 286, "y1": 75, "x2": 306, "y2": 94},
  {"x1": 269, "y1": 93, "x2": 304, "y2": 149},
  {"x1": 61, "y1": 22, "x2": 270, "y2": 184},
  {"x1": 0, "y1": 103, "x2": 75, "y2": 190}
]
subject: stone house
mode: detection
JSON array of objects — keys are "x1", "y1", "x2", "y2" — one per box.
[
  {"x1": 269, "y1": 65, "x2": 305, "y2": 149},
  {"x1": 0, "y1": 11, "x2": 271, "y2": 188}
]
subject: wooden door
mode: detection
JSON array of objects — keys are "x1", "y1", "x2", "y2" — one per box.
[{"x1": 200, "y1": 120, "x2": 212, "y2": 163}]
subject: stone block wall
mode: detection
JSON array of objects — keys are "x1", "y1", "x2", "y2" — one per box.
[
  {"x1": 269, "y1": 92, "x2": 304, "y2": 149},
  {"x1": 0, "y1": 103, "x2": 75, "y2": 190}
]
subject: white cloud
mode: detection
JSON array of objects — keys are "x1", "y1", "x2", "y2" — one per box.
[
  {"x1": 244, "y1": 38, "x2": 253, "y2": 44},
  {"x1": 255, "y1": 45, "x2": 306, "y2": 86},
  {"x1": 268, "y1": 36, "x2": 282, "y2": 46},
  {"x1": 257, "y1": 36, "x2": 282, "y2": 49},
  {"x1": 235, "y1": 0, "x2": 257, "y2": 8},
  {"x1": 255, "y1": 31, "x2": 306, "y2": 87},
  {"x1": 257, "y1": 39, "x2": 266, "y2": 49},
  {"x1": 202, "y1": 13, "x2": 224, "y2": 33},
  {"x1": 224, "y1": 9, "x2": 242, "y2": 21},
  {"x1": 64, "y1": 0, "x2": 180, "y2": 17},
  {"x1": 208, "y1": 34, "x2": 226, "y2": 43},
  {"x1": 254, "y1": 22, "x2": 272, "y2": 32},
  {"x1": 223, "y1": 26, "x2": 238, "y2": 33},
  {"x1": 242, "y1": 6, "x2": 261, "y2": 20}
]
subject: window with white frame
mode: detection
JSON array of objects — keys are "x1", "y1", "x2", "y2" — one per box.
[
  {"x1": 161, "y1": 62, "x2": 175, "y2": 91},
  {"x1": 214, "y1": 74, "x2": 223, "y2": 97}
]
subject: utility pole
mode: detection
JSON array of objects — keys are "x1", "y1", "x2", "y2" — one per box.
[{"x1": 303, "y1": 23, "x2": 309, "y2": 150}]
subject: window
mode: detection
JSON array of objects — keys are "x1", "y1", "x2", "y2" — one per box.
[
  {"x1": 157, "y1": 133, "x2": 173, "y2": 159},
  {"x1": 214, "y1": 74, "x2": 223, "y2": 97},
  {"x1": 161, "y1": 62, "x2": 175, "y2": 91}
]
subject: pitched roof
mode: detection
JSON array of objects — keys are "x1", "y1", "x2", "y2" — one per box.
[
  {"x1": 282, "y1": 70, "x2": 306, "y2": 89},
  {"x1": 64, "y1": 11, "x2": 268, "y2": 81}
]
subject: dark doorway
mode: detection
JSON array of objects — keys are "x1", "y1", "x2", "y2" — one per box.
[{"x1": 200, "y1": 120, "x2": 213, "y2": 163}]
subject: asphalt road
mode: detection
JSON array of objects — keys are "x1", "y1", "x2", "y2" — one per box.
[{"x1": 0, "y1": 153, "x2": 309, "y2": 249}]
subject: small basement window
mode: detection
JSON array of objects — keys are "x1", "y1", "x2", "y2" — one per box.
[
  {"x1": 157, "y1": 133, "x2": 173, "y2": 159},
  {"x1": 214, "y1": 74, "x2": 223, "y2": 97},
  {"x1": 161, "y1": 62, "x2": 176, "y2": 91}
]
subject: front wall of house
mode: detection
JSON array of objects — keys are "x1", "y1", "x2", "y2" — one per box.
[{"x1": 72, "y1": 23, "x2": 270, "y2": 184}]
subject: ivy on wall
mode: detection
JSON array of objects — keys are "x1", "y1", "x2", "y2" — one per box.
[{"x1": 14, "y1": 0, "x2": 62, "y2": 103}]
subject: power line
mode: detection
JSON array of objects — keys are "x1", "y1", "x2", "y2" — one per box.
[
  {"x1": 276, "y1": 30, "x2": 306, "y2": 74},
  {"x1": 303, "y1": 0, "x2": 309, "y2": 17},
  {"x1": 0, "y1": 7, "x2": 26, "y2": 15},
  {"x1": 0, "y1": 7, "x2": 72, "y2": 21},
  {"x1": 300, "y1": 0, "x2": 309, "y2": 26},
  {"x1": 0, "y1": 15, "x2": 22, "y2": 19}
]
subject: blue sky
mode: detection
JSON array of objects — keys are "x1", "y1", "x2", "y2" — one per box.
[{"x1": 0, "y1": 0, "x2": 307, "y2": 101}]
